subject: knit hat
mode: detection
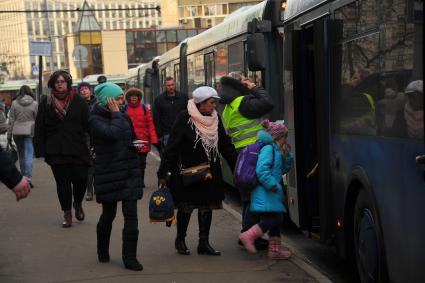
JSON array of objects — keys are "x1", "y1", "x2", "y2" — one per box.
[
  {"x1": 192, "y1": 86, "x2": 220, "y2": 104},
  {"x1": 405, "y1": 80, "x2": 423, "y2": 95},
  {"x1": 94, "y1": 82, "x2": 123, "y2": 107},
  {"x1": 77, "y1": 82, "x2": 91, "y2": 93},
  {"x1": 263, "y1": 120, "x2": 288, "y2": 140},
  {"x1": 125, "y1": 87, "x2": 143, "y2": 102}
]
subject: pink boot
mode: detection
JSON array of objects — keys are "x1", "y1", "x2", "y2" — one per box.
[
  {"x1": 239, "y1": 224, "x2": 263, "y2": 254},
  {"x1": 268, "y1": 237, "x2": 291, "y2": 260}
]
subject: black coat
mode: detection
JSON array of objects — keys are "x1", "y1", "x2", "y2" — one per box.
[
  {"x1": 89, "y1": 104, "x2": 143, "y2": 203},
  {"x1": 34, "y1": 94, "x2": 90, "y2": 164},
  {"x1": 158, "y1": 110, "x2": 237, "y2": 206},
  {"x1": 0, "y1": 145, "x2": 22, "y2": 189},
  {"x1": 153, "y1": 91, "x2": 188, "y2": 137},
  {"x1": 219, "y1": 77, "x2": 274, "y2": 119}
]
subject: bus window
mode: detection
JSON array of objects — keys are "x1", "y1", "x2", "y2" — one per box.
[
  {"x1": 204, "y1": 52, "x2": 215, "y2": 88},
  {"x1": 215, "y1": 43, "x2": 228, "y2": 87},
  {"x1": 228, "y1": 41, "x2": 244, "y2": 73},
  {"x1": 194, "y1": 54, "x2": 205, "y2": 89},
  {"x1": 337, "y1": 34, "x2": 380, "y2": 136},
  {"x1": 174, "y1": 64, "x2": 180, "y2": 90},
  {"x1": 160, "y1": 69, "x2": 166, "y2": 92}
]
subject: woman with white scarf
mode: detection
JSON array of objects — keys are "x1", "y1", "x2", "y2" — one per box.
[{"x1": 158, "y1": 86, "x2": 237, "y2": 256}]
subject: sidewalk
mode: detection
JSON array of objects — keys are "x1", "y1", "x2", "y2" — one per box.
[{"x1": 0, "y1": 155, "x2": 321, "y2": 283}]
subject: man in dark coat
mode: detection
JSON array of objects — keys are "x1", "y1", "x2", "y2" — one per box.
[
  {"x1": 0, "y1": 146, "x2": 31, "y2": 201},
  {"x1": 90, "y1": 82, "x2": 143, "y2": 271},
  {"x1": 153, "y1": 77, "x2": 188, "y2": 150}
]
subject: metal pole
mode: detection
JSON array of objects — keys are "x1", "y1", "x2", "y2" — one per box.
[
  {"x1": 37, "y1": 56, "x2": 43, "y2": 102},
  {"x1": 44, "y1": 0, "x2": 54, "y2": 72}
]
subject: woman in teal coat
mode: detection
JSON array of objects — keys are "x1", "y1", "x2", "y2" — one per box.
[{"x1": 239, "y1": 120, "x2": 294, "y2": 260}]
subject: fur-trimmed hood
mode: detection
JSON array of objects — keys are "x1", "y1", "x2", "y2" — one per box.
[{"x1": 219, "y1": 76, "x2": 250, "y2": 104}]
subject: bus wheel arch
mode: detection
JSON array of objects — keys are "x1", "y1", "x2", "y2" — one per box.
[{"x1": 346, "y1": 169, "x2": 388, "y2": 283}]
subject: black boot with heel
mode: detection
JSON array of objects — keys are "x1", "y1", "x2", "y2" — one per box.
[
  {"x1": 175, "y1": 210, "x2": 191, "y2": 255},
  {"x1": 197, "y1": 210, "x2": 221, "y2": 256}
]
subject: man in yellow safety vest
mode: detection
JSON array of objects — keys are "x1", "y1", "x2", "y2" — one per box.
[{"x1": 219, "y1": 72, "x2": 273, "y2": 250}]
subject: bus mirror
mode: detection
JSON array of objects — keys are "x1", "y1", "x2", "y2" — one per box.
[
  {"x1": 144, "y1": 69, "x2": 153, "y2": 87},
  {"x1": 247, "y1": 33, "x2": 266, "y2": 71}
]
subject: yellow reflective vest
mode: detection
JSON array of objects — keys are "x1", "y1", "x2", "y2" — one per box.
[{"x1": 222, "y1": 96, "x2": 263, "y2": 149}]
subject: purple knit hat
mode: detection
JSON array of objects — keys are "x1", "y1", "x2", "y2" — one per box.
[{"x1": 262, "y1": 120, "x2": 288, "y2": 140}]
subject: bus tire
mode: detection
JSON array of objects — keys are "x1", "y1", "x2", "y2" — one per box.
[{"x1": 353, "y1": 189, "x2": 388, "y2": 283}]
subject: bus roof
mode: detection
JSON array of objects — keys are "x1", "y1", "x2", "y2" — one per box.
[
  {"x1": 158, "y1": 38, "x2": 190, "y2": 67},
  {"x1": 284, "y1": 0, "x2": 328, "y2": 21},
  {"x1": 0, "y1": 79, "x2": 38, "y2": 91},
  {"x1": 79, "y1": 74, "x2": 127, "y2": 85},
  {"x1": 186, "y1": 1, "x2": 267, "y2": 55}
]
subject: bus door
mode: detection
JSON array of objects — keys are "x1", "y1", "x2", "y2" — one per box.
[{"x1": 290, "y1": 17, "x2": 332, "y2": 240}]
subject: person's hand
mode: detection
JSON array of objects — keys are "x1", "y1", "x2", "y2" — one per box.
[
  {"x1": 12, "y1": 177, "x2": 31, "y2": 201},
  {"x1": 242, "y1": 79, "x2": 256, "y2": 89},
  {"x1": 107, "y1": 98, "x2": 120, "y2": 112},
  {"x1": 158, "y1": 178, "x2": 167, "y2": 188}
]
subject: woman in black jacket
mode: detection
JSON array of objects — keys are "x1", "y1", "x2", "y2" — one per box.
[
  {"x1": 158, "y1": 86, "x2": 237, "y2": 256},
  {"x1": 89, "y1": 83, "x2": 143, "y2": 271},
  {"x1": 34, "y1": 70, "x2": 89, "y2": 228}
]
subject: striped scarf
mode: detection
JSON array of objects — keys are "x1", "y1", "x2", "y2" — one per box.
[{"x1": 50, "y1": 90, "x2": 73, "y2": 121}]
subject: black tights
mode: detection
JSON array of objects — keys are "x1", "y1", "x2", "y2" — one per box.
[
  {"x1": 51, "y1": 164, "x2": 88, "y2": 211},
  {"x1": 98, "y1": 200, "x2": 138, "y2": 232}
]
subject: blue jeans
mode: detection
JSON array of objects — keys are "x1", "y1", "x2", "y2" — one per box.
[{"x1": 13, "y1": 135, "x2": 34, "y2": 179}]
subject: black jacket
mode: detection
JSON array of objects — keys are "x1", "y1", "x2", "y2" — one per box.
[
  {"x1": 0, "y1": 145, "x2": 22, "y2": 189},
  {"x1": 89, "y1": 104, "x2": 143, "y2": 203},
  {"x1": 153, "y1": 91, "x2": 188, "y2": 137},
  {"x1": 219, "y1": 77, "x2": 273, "y2": 119},
  {"x1": 34, "y1": 94, "x2": 90, "y2": 164},
  {"x1": 158, "y1": 110, "x2": 237, "y2": 206}
]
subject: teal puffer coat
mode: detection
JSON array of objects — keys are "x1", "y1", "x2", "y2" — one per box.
[{"x1": 250, "y1": 130, "x2": 293, "y2": 213}]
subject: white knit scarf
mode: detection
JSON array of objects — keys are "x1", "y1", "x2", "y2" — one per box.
[{"x1": 187, "y1": 99, "x2": 219, "y2": 161}]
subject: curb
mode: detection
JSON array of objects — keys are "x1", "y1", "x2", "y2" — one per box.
[{"x1": 222, "y1": 202, "x2": 333, "y2": 283}]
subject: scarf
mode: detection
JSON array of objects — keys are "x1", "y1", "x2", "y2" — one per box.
[
  {"x1": 187, "y1": 99, "x2": 219, "y2": 161},
  {"x1": 404, "y1": 102, "x2": 424, "y2": 139},
  {"x1": 50, "y1": 90, "x2": 73, "y2": 121}
]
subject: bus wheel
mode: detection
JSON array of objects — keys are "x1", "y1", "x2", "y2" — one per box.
[{"x1": 353, "y1": 190, "x2": 386, "y2": 283}]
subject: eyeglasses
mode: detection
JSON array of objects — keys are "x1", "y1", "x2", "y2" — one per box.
[{"x1": 55, "y1": 80, "x2": 67, "y2": 84}]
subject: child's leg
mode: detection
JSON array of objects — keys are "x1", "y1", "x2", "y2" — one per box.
[{"x1": 265, "y1": 213, "x2": 291, "y2": 260}]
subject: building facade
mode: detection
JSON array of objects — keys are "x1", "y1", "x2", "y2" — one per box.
[
  {"x1": 0, "y1": 0, "x2": 161, "y2": 79},
  {"x1": 177, "y1": 0, "x2": 261, "y2": 28}
]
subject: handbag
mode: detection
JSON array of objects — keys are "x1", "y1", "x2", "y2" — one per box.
[
  {"x1": 5, "y1": 141, "x2": 18, "y2": 164},
  {"x1": 180, "y1": 163, "x2": 211, "y2": 186}
]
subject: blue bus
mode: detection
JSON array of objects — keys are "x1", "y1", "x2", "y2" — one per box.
[{"x1": 137, "y1": 1, "x2": 423, "y2": 281}]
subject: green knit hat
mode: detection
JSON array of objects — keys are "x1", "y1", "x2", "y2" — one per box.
[{"x1": 94, "y1": 82, "x2": 123, "y2": 107}]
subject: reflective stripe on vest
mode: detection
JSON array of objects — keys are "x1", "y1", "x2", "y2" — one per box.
[{"x1": 222, "y1": 96, "x2": 263, "y2": 149}]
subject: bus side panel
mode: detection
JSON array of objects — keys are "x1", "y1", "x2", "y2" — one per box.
[{"x1": 333, "y1": 136, "x2": 425, "y2": 282}]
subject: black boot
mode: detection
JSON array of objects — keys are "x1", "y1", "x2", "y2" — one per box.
[
  {"x1": 175, "y1": 210, "x2": 191, "y2": 255},
  {"x1": 197, "y1": 210, "x2": 221, "y2": 256},
  {"x1": 73, "y1": 202, "x2": 85, "y2": 221},
  {"x1": 97, "y1": 222, "x2": 111, "y2": 262},
  {"x1": 122, "y1": 228, "x2": 143, "y2": 271}
]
